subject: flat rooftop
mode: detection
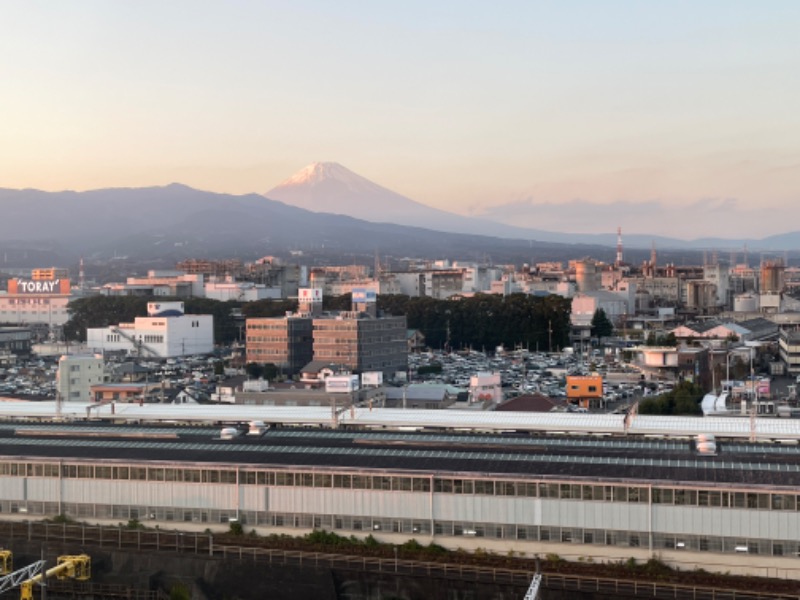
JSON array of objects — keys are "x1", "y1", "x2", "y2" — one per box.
[{"x1": 1, "y1": 422, "x2": 799, "y2": 489}]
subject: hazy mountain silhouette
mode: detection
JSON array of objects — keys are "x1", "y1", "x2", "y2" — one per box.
[
  {"x1": 0, "y1": 181, "x2": 795, "y2": 271},
  {"x1": 264, "y1": 163, "x2": 800, "y2": 252},
  {"x1": 0, "y1": 184, "x2": 619, "y2": 267}
]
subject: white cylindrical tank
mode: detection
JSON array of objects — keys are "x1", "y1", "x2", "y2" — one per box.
[{"x1": 733, "y1": 293, "x2": 759, "y2": 313}]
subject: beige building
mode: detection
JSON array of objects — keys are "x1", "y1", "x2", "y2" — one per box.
[
  {"x1": 57, "y1": 354, "x2": 107, "y2": 402},
  {"x1": 246, "y1": 288, "x2": 407, "y2": 379}
]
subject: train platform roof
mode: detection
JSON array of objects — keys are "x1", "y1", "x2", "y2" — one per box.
[
  {"x1": 1, "y1": 417, "x2": 800, "y2": 489},
  {"x1": 0, "y1": 400, "x2": 798, "y2": 442}
]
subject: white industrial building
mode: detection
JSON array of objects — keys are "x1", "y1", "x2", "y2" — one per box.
[
  {"x1": 1, "y1": 405, "x2": 800, "y2": 578},
  {"x1": 101, "y1": 271, "x2": 204, "y2": 297},
  {"x1": 203, "y1": 279, "x2": 282, "y2": 302},
  {"x1": 0, "y1": 273, "x2": 73, "y2": 328},
  {"x1": 86, "y1": 301, "x2": 213, "y2": 358}
]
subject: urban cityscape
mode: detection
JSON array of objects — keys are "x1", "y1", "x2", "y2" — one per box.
[{"x1": 3, "y1": 2, "x2": 800, "y2": 599}]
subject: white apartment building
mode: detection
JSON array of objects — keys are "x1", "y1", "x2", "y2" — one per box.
[{"x1": 56, "y1": 354, "x2": 106, "y2": 402}]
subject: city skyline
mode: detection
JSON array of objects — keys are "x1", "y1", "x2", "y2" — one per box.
[{"x1": 2, "y1": 1, "x2": 799, "y2": 239}]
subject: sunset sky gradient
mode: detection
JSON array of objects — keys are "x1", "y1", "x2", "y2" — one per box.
[{"x1": 1, "y1": 1, "x2": 798, "y2": 238}]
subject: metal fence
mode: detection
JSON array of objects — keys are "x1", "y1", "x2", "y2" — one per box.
[{"x1": 1, "y1": 521, "x2": 797, "y2": 600}]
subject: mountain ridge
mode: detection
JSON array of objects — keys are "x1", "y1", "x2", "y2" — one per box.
[{"x1": 264, "y1": 162, "x2": 800, "y2": 252}]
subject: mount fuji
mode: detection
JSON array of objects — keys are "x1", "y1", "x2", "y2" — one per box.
[
  {"x1": 264, "y1": 162, "x2": 713, "y2": 249},
  {"x1": 264, "y1": 162, "x2": 556, "y2": 240}
]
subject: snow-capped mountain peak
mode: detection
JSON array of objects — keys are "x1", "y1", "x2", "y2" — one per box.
[
  {"x1": 264, "y1": 161, "x2": 539, "y2": 238},
  {"x1": 276, "y1": 162, "x2": 377, "y2": 190}
]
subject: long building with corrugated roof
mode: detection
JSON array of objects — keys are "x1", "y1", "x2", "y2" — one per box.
[{"x1": 0, "y1": 403, "x2": 799, "y2": 577}]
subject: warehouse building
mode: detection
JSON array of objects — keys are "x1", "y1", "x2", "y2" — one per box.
[{"x1": 0, "y1": 416, "x2": 799, "y2": 577}]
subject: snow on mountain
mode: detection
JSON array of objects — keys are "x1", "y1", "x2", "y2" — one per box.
[
  {"x1": 265, "y1": 162, "x2": 559, "y2": 240},
  {"x1": 265, "y1": 162, "x2": 441, "y2": 223},
  {"x1": 265, "y1": 162, "x2": 798, "y2": 249}
]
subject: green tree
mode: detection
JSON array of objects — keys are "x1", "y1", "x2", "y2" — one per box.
[
  {"x1": 63, "y1": 295, "x2": 149, "y2": 341},
  {"x1": 591, "y1": 308, "x2": 614, "y2": 340},
  {"x1": 241, "y1": 298, "x2": 298, "y2": 318},
  {"x1": 263, "y1": 362, "x2": 280, "y2": 381},
  {"x1": 638, "y1": 381, "x2": 703, "y2": 416},
  {"x1": 245, "y1": 362, "x2": 265, "y2": 380}
]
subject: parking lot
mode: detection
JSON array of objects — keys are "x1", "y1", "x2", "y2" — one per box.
[{"x1": 408, "y1": 348, "x2": 644, "y2": 411}]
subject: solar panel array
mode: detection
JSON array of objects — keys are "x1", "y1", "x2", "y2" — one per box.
[{"x1": 0, "y1": 435, "x2": 796, "y2": 476}]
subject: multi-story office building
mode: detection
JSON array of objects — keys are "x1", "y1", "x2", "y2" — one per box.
[
  {"x1": 246, "y1": 317, "x2": 314, "y2": 375},
  {"x1": 56, "y1": 353, "x2": 106, "y2": 402},
  {"x1": 311, "y1": 313, "x2": 406, "y2": 375},
  {"x1": 246, "y1": 289, "x2": 407, "y2": 378}
]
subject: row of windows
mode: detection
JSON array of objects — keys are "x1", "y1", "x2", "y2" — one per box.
[
  {"x1": 248, "y1": 324, "x2": 293, "y2": 331},
  {"x1": 5, "y1": 501, "x2": 797, "y2": 559},
  {"x1": 3, "y1": 461, "x2": 800, "y2": 512},
  {"x1": 4, "y1": 298, "x2": 58, "y2": 305},
  {"x1": 247, "y1": 348, "x2": 286, "y2": 356},
  {"x1": 141, "y1": 335, "x2": 164, "y2": 344}
]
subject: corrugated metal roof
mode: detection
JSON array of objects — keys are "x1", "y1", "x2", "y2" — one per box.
[{"x1": 0, "y1": 400, "x2": 798, "y2": 440}]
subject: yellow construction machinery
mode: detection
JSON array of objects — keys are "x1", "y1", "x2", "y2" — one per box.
[
  {"x1": 0, "y1": 550, "x2": 11, "y2": 575},
  {"x1": 0, "y1": 551, "x2": 90, "y2": 599}
]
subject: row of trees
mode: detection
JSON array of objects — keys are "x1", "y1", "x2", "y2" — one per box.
[
  {"x1": 637, "y1": 381, "x2": 704, "y2": 416},
  {"x1": 63, "y1": 296, "x2": 243, "y2": 345},
  {"x1": 378, "y1": 293, "x2": 572, "y2": 352},
  {"x1": 63, "y1": 292, "x2": 573, "y2": 353}
]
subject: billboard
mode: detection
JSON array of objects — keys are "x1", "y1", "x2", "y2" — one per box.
[
  {"x1": 361, "y1": 371, "x2": 383, "y2": 386},
  {"x1": 325, "y1": 375, "x2": 360, "y2": 394},
  {"x1": 299, "y1": 288, "x2": 323, "y2": 302},
  {"x1": 352, "y1": 288, "x2": 377, "y2": 303},
  {"x1": 8, "y1": 278, "x2": 71, "y2": 295}
]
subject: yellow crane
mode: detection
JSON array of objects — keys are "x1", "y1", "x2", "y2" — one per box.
[
  {"x1": 20, "y1": 554, "x2": 90, "y2": 600},
  {"x1": 0, "y1": 552, "x2": 90, "y2": 600}
]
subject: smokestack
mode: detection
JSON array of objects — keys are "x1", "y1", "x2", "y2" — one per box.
[{"x1": 615, "y1": 227, "x2": 623, "y2": 267}]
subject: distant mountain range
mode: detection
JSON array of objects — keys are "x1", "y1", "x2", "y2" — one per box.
[
  {"x1": 0, "y1": 163, "x2": 796, "y2": 271},
  {"x1": 0, "y1": 184, "x2": 619, "y2": 269},
  {"x1": 266, "y1": 162, "x2": 800, "y2": 253}
]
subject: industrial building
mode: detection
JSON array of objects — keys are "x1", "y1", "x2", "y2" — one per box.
[
  {"x1": 0, "y1": 327, "x2": 33, "y2": 362},
  {"x1": 0, "y1": 270, "x2": 73, "y2": 328},
  {"x1": 86, "y1": 301, "x2": 213, "y2": 358},
  {"x1": 0, "y1": 405, "x2": 799, "y2": 578}
]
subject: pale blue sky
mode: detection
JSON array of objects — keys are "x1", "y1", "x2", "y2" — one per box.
[{"x1": 1, "y1": 1, "x2": 798, "y2": 237}]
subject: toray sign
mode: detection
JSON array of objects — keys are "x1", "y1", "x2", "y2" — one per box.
[{"x1": 10, "y1": 278, "x2": 70, "y2": 295}]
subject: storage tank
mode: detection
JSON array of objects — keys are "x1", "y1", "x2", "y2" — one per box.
[
  {"x1": 575, "y1": 259, "x2": 598, "y2": 293},
  {"x1": 733, "y1": 293, "x2": 759, "y2": 313}
]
